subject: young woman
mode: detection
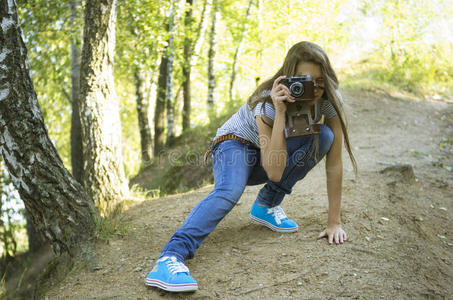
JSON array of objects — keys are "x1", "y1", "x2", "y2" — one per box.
[{"x1": 145, "y1": 41, "x2": 357, "y2": 292}]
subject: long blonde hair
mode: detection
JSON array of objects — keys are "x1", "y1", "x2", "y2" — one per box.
[{"x1": 248, "y1": 41, "x2": 357, "y2": 173}]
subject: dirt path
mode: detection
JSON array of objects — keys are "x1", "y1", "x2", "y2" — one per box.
[{"x1": 46, "y1": 90, "x2": 453, "y2": 299}]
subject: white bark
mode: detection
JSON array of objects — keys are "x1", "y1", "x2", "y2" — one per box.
[
  {"x1": 166, "y1": 0, "x2": 176, "y2": 139},
  {"x1": 191, "y1": 0, "x2": 211, "y2": 67},
  {"x1": 229, "y1": 0, "x2": 254, "y2": 101},
  {"x1": 0, "y1": 0, "x2": 99, "y2": 257},
  {"x1": 79, "y1": 0, "x2": 129, "y2": 214},
  {"x1": 207, "y1": 0, "x2": 218, "y2": 112}
]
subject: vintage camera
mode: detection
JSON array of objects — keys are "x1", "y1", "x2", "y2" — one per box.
[
  {"x1": 280, "y1": 75, "x2": 315, "y2": 100},
  {"x1": 280, "y1": 76, "x2": 320, "y2": 138}
]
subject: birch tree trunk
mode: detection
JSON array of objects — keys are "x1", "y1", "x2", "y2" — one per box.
[
  {"x1": 190, "y1": 0, "x2": 211, "y2": 68},
  {"x1": 78, "y1": 0, "x2": 129, "y2": 215},
  {"x1": 0, "y1": 158, "x2": 8, "y2": 259},
  {"x1": 154, "y1": 54, "x2": 168, "y2": 155},
  {"x1": 207, "y1": 0, "x2": 218, "y2": 118},
  {"x1": 0, "y1": 1, "x2": 99, "y2": 257},
  {"x1": 25, "y1": 208, "x2": 45, "y2": 254},
  {"x1": 182, "y1": 0, "x2": 193, "y2": 132},
  {"x1": 134, "y1": 65, "x2": 153, "y2": 164},
  {"x1": 166, "y1": 1, "x2": 176, "y2": 144},
  {"x1": 255, "y1": 0, "x2": 263, "y2": 87},
  {"x1": 229, "y1": 0, "x2": 254, "y2": 102},
  {"x1": 0, "y1": 160, "x2": 3, "y2": 215},
  {"x1": 69, "y1": 0, "x2": 83, "y2": 184},
  {"x1": 183, "y1": 0, "x2": 210, "y2": 131}
]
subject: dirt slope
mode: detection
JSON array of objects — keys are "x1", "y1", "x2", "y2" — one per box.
[{"x1": 46, "y1": 90, "x2": 453, "y2": 299}]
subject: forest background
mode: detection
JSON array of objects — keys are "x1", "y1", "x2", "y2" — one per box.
[{"x1": 0, "y1": 0, "x2": 452, "y2": 296}]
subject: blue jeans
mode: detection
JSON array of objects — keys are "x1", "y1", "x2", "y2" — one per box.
[{"x1": 160, "y1": 125, "x2": 334, "y2": 262}]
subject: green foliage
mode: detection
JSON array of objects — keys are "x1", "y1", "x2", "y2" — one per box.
[
  {"x1": 0, "y1": 164, "x2": 26, "y2": 258},
  {"x1": 116, "y1": 0, "x2": 169, "y2": 73},
  {"x1": 17, "y1": 0, "x2": 74, "y2": 168},
  {"x1": 132, "y1": 99, "x2": 242, "y2": 195},
  {"x1": 115, "y1": 0, "x2": 209, "y2": 176},
  {"x1": 130, "y1": 184, "x2": 161, "y2": 199},
  {"x1": 341, "y1": 0, "x2": 452, "y2": 97},
  {"x1": 0, "y1": 224, "x2": 27, "y2": 258}
]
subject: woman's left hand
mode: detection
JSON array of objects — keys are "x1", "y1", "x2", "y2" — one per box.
[{"x1": 317, "y1": 224, "x2": 347, "y2": 245}]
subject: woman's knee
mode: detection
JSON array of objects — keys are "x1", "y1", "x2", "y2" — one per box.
[
  {"x1": 212, "y1": 184, "x2": 245, "y2": 207},
  {"x1": 224, "y1": 185, "x2": 245, "y2": 204},
  {"x1": 318, "y1": 124, "x2": 334, "y2": 156}
]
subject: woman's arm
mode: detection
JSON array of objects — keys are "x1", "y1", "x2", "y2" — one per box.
[
  {"x1": 256, "y1": 76, "x2": 295, "y2": 182},
  {"x1": 317, "y1": 115, "x2": 348, "y2": 244},
  {"x1": 256, "y1": 114, "x2": 286, "y2": 182}
]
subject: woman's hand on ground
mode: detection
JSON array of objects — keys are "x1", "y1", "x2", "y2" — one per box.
[
  {"x1": 317, "y1": 224, "x2": 347, "y2": 245},
  {"x1": 270, "y1": 75, "x2": 295, "y2": 113}
]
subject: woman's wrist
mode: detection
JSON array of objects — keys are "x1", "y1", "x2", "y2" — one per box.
[
  {"x1": 327, "y1": 212, "x2": 341, "y2": 226},
  {"x1": 274, "y1": 106, "x2": 287, "y2": 114},
  {"x1": 328, "y1": 220, "x2": 341, "y2": 227},
  {"x1": 273, "y1": 112, "x2": 286, "y2": 136},
  {"x1": 274, "y1": 110, "x2": 286, "y2": 125}
]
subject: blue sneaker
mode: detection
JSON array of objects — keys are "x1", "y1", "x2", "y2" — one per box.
[
  {"x1": 249, "y1": 202, "x2": 298, "y2": 232},
  {"x1": 145, "y1": 256, "x2": 198, "y2": 292}
]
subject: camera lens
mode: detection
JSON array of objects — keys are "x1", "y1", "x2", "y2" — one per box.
[{"x1": 290, "y1": 82, "x2": 304, "y2": 97}]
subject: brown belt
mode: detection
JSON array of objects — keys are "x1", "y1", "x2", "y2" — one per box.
[{"x1": 204, "y1": 134, "x2": 255, "y2": 162}]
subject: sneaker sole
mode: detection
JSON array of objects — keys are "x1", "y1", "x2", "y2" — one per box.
[
  {"x1": 145, "y1": 278, "x2": 198, "y2": 292},
  {"x1": 249, "y1": 214, "x2": 298, "y2": 233}
]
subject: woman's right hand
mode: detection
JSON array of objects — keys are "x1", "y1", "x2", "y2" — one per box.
[{"x1": 270, "y1": 75, "x2": 295, "y2": 113}]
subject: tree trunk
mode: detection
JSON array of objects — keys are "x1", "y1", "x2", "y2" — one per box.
[
  {"x1": 207, "y1": 0, "x2": 218, "y2": 118},
  {"x1": 191, "y1": 0, "x2": 211, "y2": 67},
  {"x1": 25, "y1": 209, "x2": 46, "y2": 254},
  {"x1": 182, "y1": 0, "x2": 193, "y2": 132},
  {"x1": 78, "y1": 0, "x2": 129, "y2": 215},
  {"x1": 255, "y1": 0, "x2": 263, "y2": 87},
  {"x1": 229, "y1": 0, "x2": 254, "y2": 102},
  {"x1": 0, "y1": 1, "x2": 99, "y2": 257},
  {"x1": 0, "y1": 158, "x2": 2, "y2": 202},
  {"x1": 69, "y1": 0, "x2": 83, "y2": 184},
  {"x1": 154, "y1": 54, "x2": 168, "y2": 155},
  {"x1": 134, "y1": 66, "x2": 153, "y2": 164},
  {"x1": 166, "y1": 1, "x2": 176, "y2": 145},
  {"x1": 182, "y1": 0, "x2": 210, "y2": 131},
  {"x1": 0, "y1": 158, "x2": 8, "y2": 259}
]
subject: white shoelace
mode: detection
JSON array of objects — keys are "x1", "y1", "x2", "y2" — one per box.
[
  {"x1": 266, "y1": 206, "x2": 288, "y2": 225},
  {"x1": 159, "y1": 256, "x2": 190, "y2": 275}
]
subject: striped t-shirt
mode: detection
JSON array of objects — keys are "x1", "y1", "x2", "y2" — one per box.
[{"x1": 213, "y1": 93, "x2": 340, "y2": 148}]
